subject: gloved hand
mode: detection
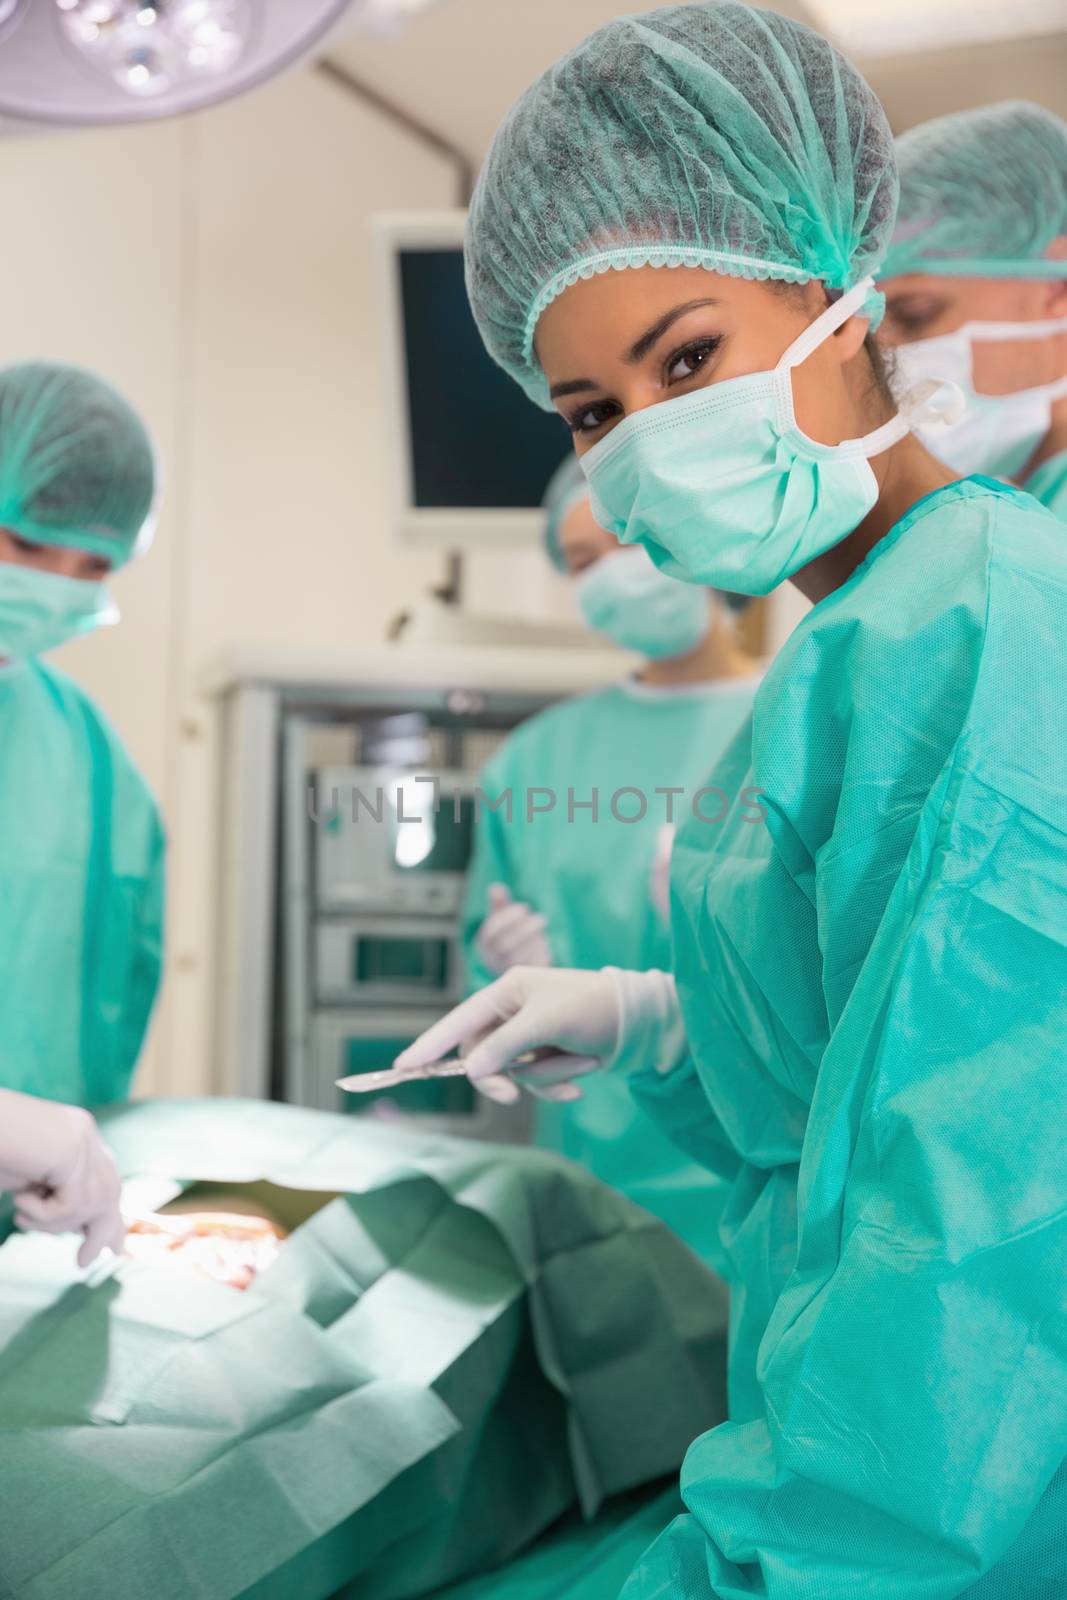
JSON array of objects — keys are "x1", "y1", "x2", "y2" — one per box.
[
  {"x1": 396, "y1": 966, "x2": 616, "y2": 1104},
  {"x1": 0, "y1": 1089, "x2": 125, "y2": 1267},
  {"x1": 394, "y1": 965, "x2": 682, "y2": 1105},
  {"x1": 650, "y1": 824, "x2": 675, "y2": 925},
  {"x1": 475, "y1": 884, "x2": 552, "y2": 976}
]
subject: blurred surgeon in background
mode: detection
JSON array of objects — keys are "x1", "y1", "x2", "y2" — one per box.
[
  {"x1": 463, "y1": 453, "x2": 760, "y2": 1262},
  {"x1": 0, "y1": 362, "x2": 164, "y2": 1109},
  {"x1": 879, "y1": 102, "x2": 1067, "y2": 515}
]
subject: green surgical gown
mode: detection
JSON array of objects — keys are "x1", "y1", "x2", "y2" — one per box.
[
  {"x1": 622, "y1": 477, "x2": 1067, "y2": 1598},
  {"x1": 1023, "y1": 446, "x2": 1067, "y2": 521},
  {"x1": 463, "y1": 677, "x2": 758, "y2": 1264},
  {"x1": 0, "y1": 659, "x2": 164, "y2": 1106}
]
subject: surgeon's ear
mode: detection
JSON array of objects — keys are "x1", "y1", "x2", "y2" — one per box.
[
  {"x1": 832, "y1": 313, "x2": 870, "y2": 363},
  {"x1": 1043, "y1": 237, "x2": 1067, "y2": 317}
]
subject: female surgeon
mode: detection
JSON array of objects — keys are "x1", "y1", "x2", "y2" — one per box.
[
  {"x1": 463, "y1": 452, "x2": 760, "y2": 1263},
  {"x1": 0, "y1": 361, "x2": 164, "y2": 1109},
  {"x1": 879, "y1": 101, "x2": 1067, "y2": 514},
  {"x1": 396, "y1": 5, "x2": 1067, "y2": 1595}
]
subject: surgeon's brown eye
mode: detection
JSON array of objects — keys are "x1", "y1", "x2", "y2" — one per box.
[
  {"x1": 666, "y1": 336, "x2": 722, "y2": 384},
  {"x1": 9, "y1": 533, "x2": 46, "y2": 557},
  {"x1": 567, "y1": 398, "x2": 621, "y2": 436},
  {"x1": 884, "y1": 299, "x2": 947, "y2": 339}
]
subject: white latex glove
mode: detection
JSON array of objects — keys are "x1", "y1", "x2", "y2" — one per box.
[
  {"x1": 650, "y1": 824, "x2": 676, "y2": 925},
  {"x1": 475, "y1": 885, "x2": 552, "y2": 976},
  {"x1": 394, "y1": 965, "x2": 682, "y2": 1106},
  {"x1": 0, "y1": 1089, "x2": 125, "y2": 1267}
]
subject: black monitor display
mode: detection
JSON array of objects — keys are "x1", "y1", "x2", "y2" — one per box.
[{"x1": 399, "y1": 248, "x2": 573, "y2": 510}]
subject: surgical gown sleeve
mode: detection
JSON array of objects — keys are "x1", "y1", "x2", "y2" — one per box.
[
  {"x1": 627, "y1": 1057, "x2": 741, "y2": 1192},
  {"x1": 623, "y1": 484, "x2": 1067, "y2": 1598},
  {"x1": 82, "y1": 787, "x2": 166, "y2": 1107},
  {"x1": 461, "y1": 747, "x2": 520, "y2": 993},
  {"x1": 595, "y1": 978, "x2": 740, "y2": 1282},
  {"x1": 114, "y1": 814, "x2": 165, "y2": 1094}
]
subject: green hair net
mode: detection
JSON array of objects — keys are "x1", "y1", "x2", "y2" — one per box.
[
  {"x1": 0, "y1": 362, "x2": 156, "y2": 567},
  {"x1": 881, "y1": 102, "x2": 1067, "y2": 283},
  {"x1": 465, "y1": 1, "x2": 897, "y2": 410},
  {"x1": 542, "y1": 453, "x2": 587, "y2": 571}
]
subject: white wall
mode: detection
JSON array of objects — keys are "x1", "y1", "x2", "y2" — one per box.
[
  {"x1": 0, "y1": 66, "x2": 468, "y2": 1095},
  {"x1": 861, "y1": 32, "x2": 1067, "y2": 131}
]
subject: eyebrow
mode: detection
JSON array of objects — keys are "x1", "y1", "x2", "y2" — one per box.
[
  {"x1": 624, "y1": 298, "x2": 720, "y2": 364},
  {"x1": 886, "y1": 292, "x2": 947, "y2": 311},
  {"x1": 549, "y1": 376, "x2": 599, "y2": 399},
  {"x1": 547, "y1": 297, "x2": 722, "y2": 401}
]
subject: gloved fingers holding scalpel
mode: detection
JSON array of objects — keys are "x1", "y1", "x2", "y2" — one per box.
[{"x1": 392, "y1": 965, "x2": 684, "y2": 1105}]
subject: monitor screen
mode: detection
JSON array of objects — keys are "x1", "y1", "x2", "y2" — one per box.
[
  {"x1": 399, "y1": 247, "x2": 572, "y2": 510},
  {"x1": 353, "y1": 935, "x2": 449, "y2": 987},
  {"x1": 391, "y1": 793, "x2": 475, "y2": 875}
]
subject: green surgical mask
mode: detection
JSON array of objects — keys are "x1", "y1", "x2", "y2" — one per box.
[
  {"x1": 574, "y1": 547, "x2": 709, "y2": 658},
  {"x1": 0, "y1": 563, "x2": 118, "y2": 660}
]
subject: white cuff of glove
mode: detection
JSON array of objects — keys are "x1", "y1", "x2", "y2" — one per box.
[{"x1": 603, "y1": 967, "x2": 688, "y2": 1078}]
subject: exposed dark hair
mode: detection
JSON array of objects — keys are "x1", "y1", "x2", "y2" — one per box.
[{"x1": 864, "y1": 333, "x2": 896, "y2": 407}]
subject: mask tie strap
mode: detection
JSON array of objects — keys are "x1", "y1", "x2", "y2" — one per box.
[
  {"x1": 955, "y1": 316, "x2": 1067, "y2": 406},
  {"x1": 963, "y1": 370, "x2": 1067, "y2": 408},
  {"x1": 773, "y1": 277, "x2": 879, "y2": 437},
  {"x1": 898, "y1": 377, "x2": 968, "y2": 430},
  {"x1": 963, "y1": 315, "x2": 1067, "y2": 344},
  {"x1": 831, "y1": 377, "x2": 967, "y2": 460},
  {"x1": 776, "y1": 276, "x2": 877, "y2": 374},
  {"x1": 776, "y1": 279, "x2": 967, "y2": 457}
]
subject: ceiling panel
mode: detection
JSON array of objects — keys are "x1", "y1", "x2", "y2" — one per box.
[{"x1": 326, "y1": 0, "x2": 813, "y2": 162}]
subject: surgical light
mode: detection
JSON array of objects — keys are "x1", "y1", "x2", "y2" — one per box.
[
  {"x1": 0, "y1": 0, "x2": 354, "y2": 125},
  {"x1": 54, "y1": 0, "x2": 252, "y2": 100}
]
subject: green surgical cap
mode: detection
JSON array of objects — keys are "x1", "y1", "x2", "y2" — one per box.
[
  {"x1": 542, "y1": 453, "x2": 587, "y2": 571},
  {"x1": 882, "y1": 102, "x2": 1067, "y2": 282},
  {"x1": 465, "y1": 1, "x2": 897, "y2": 410},
  {"x1": 0, "y1": 362, "x2": 156, "y2": 567}
]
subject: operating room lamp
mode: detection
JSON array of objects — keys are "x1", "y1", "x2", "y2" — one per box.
[{"x1": 0, "y1": 0, "x2": 439, "y2": 127}]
